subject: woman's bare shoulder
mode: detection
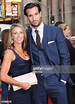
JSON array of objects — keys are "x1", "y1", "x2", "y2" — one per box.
[{"x1": 4, "y1": 49, "x2": 15, "y2": 60}]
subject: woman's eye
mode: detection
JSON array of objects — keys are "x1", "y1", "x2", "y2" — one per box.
[
  {"x1": 20, "y1": 31, "x2": 23, "y2": 34},
  {"x1": 13, "y1": 31, "x2": 23, "y2": 35},
  {"x1": 13, "y1": 32, "x2": 17, "y2": 34}
]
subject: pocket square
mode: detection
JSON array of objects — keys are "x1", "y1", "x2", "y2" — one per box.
[{"x1": 48, "y1": 41, "x2": 54, "y2": 44}]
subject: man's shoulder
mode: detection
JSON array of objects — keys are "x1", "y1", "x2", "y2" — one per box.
[
  {"x1": 44, "y1": 24, "x2": 60, "y2": 30},
  {"x1": 26, "y1": 28, "x2": 32, "y2": 36},
  {"x1": 44, "y1": 24, "x2": 60, "y2": 34},
  {"x1": 26, "y1": 28, "x2": 32, "y2": 32}
]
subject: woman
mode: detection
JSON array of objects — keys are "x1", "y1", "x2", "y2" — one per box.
[
  {"x1": 58, "y1": 23, "x2": 75, "y2": 83},
  {"x1": 1, "y1": 23, "x2": 32, "y2": 104},
  {"x1": 58, "y1": 23, "x2": 71, "y2": 38},
  {"x1": 0, "y1": 29, "x2": 9, "y2": 102},
  {"x1": 58, "y1": 23, "x2": 75, "y2": 64}
]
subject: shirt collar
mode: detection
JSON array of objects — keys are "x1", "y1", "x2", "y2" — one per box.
[
  {"x1": 32, "y1": 22, "x2": 44, "y2": 33},
  {"x1": 31, "y1": 22, "x2": 44, "y2": 43}
]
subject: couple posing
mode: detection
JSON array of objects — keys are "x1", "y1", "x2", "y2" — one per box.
[{"x1": 1, "y1": 2, "x2": 73, "y2": 104}]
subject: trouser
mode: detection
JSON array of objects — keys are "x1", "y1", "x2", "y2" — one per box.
[{"x1": 32, "y1": 74, "x2": 68, "y2": 104}]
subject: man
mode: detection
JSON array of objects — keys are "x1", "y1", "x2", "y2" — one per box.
[
  {"x1": 55, "y1": 21, "x2": 64, "y2": 26},
  {"x1": 24, "y1": 2, "x2": 72, "y2": 104}
]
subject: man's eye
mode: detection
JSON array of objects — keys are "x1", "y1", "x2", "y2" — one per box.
[
  {"x1": 28, "y1": 15, "x2": 32, "y2": 17},
  {"x1": 35, "y1": 13, "x2": 38, "y2": 15}
]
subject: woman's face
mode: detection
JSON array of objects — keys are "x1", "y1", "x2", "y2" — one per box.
[
  {"x1": 11, "y1": 26, "x2": 24, "y2": 45},
  {"x1": 63, "y1": 26, "x2": 71, "y2": 37}
]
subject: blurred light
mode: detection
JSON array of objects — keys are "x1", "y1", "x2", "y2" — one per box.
[{"x1": 50, "y1": 16, "x2": 55, "y2": 24}]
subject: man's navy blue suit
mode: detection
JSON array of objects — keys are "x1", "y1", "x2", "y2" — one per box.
[{"x1": 26, "y1": 24, "x2": 72, "y2": 104}]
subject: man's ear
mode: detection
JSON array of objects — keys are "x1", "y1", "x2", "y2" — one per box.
[{"x1": 40, "y1": 12, "x2": 42, "y2": 17}]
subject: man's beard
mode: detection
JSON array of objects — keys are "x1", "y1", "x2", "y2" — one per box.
[{"x1": 30, "y1": 19, "x2": 41, "y2": 28}]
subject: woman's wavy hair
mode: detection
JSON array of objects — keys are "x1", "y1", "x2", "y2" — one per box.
[{"x1": 7, "y1": 23, "x2": 27, "y2": 51}]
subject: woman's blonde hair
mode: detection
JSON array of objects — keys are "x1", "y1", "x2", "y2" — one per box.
[
  {"x1": 58, "y1": 23, "x2": 68, "y2": 31},
  {"x1": 7, "y1": 23, "x2": 27, "y2": 51}
]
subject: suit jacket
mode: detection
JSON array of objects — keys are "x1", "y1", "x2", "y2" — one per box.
[
  {"x1": 66, "y1": 38, "x2": 75, "y2": 65},
  {"x1": 26, "y1": 24, "x2": 70, "y2": 82}
]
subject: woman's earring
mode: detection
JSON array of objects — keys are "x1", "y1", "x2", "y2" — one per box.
[{"x1": 11, "y1": 38, "x2": 14, "y2": 44}]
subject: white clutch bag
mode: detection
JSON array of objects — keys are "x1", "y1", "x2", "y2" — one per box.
[{"x1": 12, "y1": 72, "x2": 38, "y2": 91}]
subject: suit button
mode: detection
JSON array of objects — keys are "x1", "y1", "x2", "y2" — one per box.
[{"x1": 41, "y1": 74, "x2": 43, "y2": 76}]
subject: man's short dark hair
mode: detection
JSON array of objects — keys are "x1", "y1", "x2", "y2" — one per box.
[
  {"x1": 55, "y1": 21, "x2": 64, "y2": 26},
  {"x1": 24, "y1": 2, "x2": 41, "y2": 16}
]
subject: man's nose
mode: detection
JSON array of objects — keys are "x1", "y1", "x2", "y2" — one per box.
[{"x1": 32, "y1": 15, "x2": 36, "y2": 20}]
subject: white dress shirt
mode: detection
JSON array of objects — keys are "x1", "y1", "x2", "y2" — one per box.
[{"x1": 32, "y1": 22, "x2": 44, "y2": 44}]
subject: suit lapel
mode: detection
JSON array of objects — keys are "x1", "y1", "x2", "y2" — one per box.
[
  {"x1": 43, "y1": 24, "x2": 48, "y2": 49},
  {"x1": 27, "y1": 29, "x2": 34, "y2": 64}
]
